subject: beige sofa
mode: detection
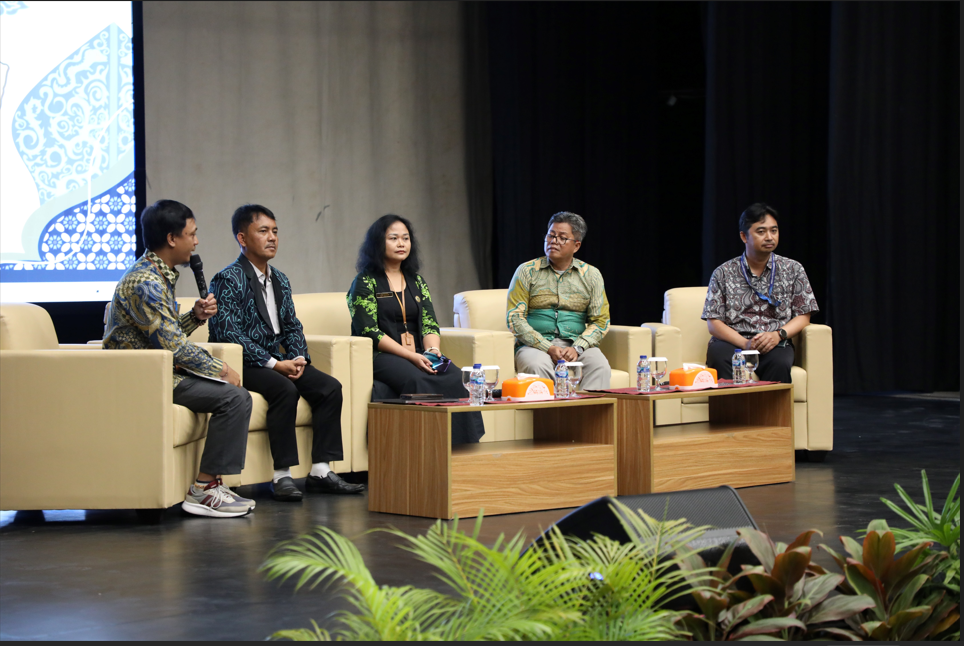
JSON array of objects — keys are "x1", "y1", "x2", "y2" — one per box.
[
  {"x1": 176, "y1": 295, "x2": 363, "y2": 477},
  {"x1": 0, "y1": 297, "x2": 365, "y2": 513},
  {"x1": 642, "y1": 287, "x2": 833, "y2": 456},
  {"x1": 0, "y1": 302, "x2": 244, "y2": 513},
  {"x1": 232, "y1": 292, "x2": 520, "y2": 464}
]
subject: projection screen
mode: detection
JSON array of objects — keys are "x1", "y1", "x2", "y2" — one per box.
[{"x1": 0, "y1": 1, "x2": 135, "y2": 303}]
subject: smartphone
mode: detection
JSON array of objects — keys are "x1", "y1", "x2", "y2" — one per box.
[{"x1": 425, "y1": 352, "x2": 451, "y2": 372}]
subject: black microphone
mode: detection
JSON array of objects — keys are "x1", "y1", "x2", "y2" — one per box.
[{"x1": 189, "y1": 254, "x2": 208, "y2": 299}]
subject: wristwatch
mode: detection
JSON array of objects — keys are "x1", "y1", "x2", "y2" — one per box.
[{"x1": 778, "y1": 328, "x2": 788, "y2": 341}]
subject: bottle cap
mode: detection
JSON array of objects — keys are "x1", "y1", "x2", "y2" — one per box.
[
  {"x1": 473, "y1": 363, "x2": 481, "y2": 368},
  {"x1": 640, "y1": 355, "x2": 647, "y2": 359},
  {"x1": 735, "y1": 349, "x2": 742, "y2": 353},
  {"x1": 557, "y1": 359, "x2": 566, "y2": 364}
]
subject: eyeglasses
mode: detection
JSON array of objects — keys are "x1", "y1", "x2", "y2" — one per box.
[{"x1": 545, "y1": 233, "x2": 574, "y2": 245}]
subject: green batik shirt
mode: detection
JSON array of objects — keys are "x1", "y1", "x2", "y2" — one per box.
[
  {"x1": 103, "y1": 250, "x2": 224, "y2": 388},
  {"x1": 506, "y1": 256, "x2": 610, "y2": 352},
  {"x1": 346, "y1": 270, "x2": 440, "y2": 356}
]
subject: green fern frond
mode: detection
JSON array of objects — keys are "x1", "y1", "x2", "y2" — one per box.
[{"x1": 268, "y1": 620, "x2": 331, "y2": 641}]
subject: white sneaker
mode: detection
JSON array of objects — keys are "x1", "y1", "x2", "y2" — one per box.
[
  {"x1": 182, "y1": 480, "x2": 251, "y2": 518},
  {"x1": 215, "y1": 479, "x2": 255, "y2": 510}
]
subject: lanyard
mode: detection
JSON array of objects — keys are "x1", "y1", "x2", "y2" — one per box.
[
  {"x1": 388, "y1": 277, "x2": 410, "y2": 333},
  {"x1": 740, "y1": 253, "x2": 781, "y2": 307}
]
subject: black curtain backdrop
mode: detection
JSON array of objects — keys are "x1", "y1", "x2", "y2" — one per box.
[
  {"x1": 827, "y1": 2, "x2": 960, "y2": 393},
  {"x1": 461, "y1": 2, "x2": 495, "y2": 290},
  {"x1": 487, "y1": 2, "x2": 705, "y2": 327},
  {"x1": 702, "y1": 1, "x2": 831, "y2": 318},
  {"x1": 488, "y1": 1, "x2": 958, "y2": 393}
]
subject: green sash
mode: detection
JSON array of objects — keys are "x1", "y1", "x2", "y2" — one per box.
[{"x1": 526, "y1": 309, "x2": 587, "y2": 341}]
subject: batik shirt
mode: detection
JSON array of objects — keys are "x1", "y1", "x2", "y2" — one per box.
[
  {"x1": 506, "y1": 256, "x2": 610, "y2": 352},
  {"x1": 103, "y1": 250, "x2": 224, "y2": 387},
  {"x1": 701, "y1": 253, "x2": 819, "y2": 341}
]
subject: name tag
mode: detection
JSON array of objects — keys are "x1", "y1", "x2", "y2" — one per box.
[{"x1": 375, "y1": 292, "x2": 394, "y2": 299}]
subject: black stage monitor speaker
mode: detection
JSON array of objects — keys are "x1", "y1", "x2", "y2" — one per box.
[{"x1": 528, "y1": 486, "x2": 761, "y2": 600}]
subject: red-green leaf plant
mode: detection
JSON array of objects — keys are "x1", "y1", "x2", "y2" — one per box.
[
  {"x1": 821, "y1": 519, "x2": 960, "y2": 641},
  {"x1": 678, "y1": 528, "x2": 875, "y2": 641}
]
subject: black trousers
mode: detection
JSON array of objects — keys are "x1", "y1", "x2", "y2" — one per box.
[
  {"x1": 242, "y1": 364, "x2": 344, "y2": 469},
  {"x1": 372, "y1": 353, "x2": 485, "y2": 445},
  {"x1": 706, "y1": 340, "x2": 795, "y2": 384}
]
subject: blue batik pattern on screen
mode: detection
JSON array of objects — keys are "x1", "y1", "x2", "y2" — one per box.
[
  {"x1": 1, "y1": 20, "x2": 134, "y2": 280},
  {"x1": 12, "y1": 24, "x2": 133, "y2": 204},
  {"x1": 0, "y1": 2, "x2": 28, "y2": 17},
  {"x1": 0, "y1": 174, "x2": 135, "y2": 279}
]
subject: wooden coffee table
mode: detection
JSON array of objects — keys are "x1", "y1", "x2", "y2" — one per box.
[
  {"x1": 367, "y1": 397, "x2": 617, "y2": 519},
  {"x1": 600, "y1": 383, "x2": 794, "y2": 495}
]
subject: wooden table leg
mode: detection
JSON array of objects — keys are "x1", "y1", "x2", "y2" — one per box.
[
  {"x1": 368, "y1": 407, "x2": 451, "y2": 518},
  {"x1": 614, "y1": 398, "x2": 653, "y2": 495}
]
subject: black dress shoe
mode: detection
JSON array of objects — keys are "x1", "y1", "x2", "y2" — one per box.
[
  {"x1": 271, "y1": 476, "x2": 304, "y2": 502},
  {"x1": 305, "y1": 472, "x2": 366, "y2": 495}
]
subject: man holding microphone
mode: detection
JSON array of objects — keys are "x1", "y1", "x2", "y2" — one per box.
[{"x1": 104, "y1": 199, "x2": 254, "y2": 518}]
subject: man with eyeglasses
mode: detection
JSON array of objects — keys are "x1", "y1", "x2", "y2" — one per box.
[
  {"x1": 702, "y1": 203, "x2": 819, "y2": 383},
  {"x1": 506, "y1": 212, "x2": 612, "y2": 390}
]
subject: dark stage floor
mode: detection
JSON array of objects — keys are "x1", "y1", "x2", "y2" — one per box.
[{"x1": 1, "y1": 395, "x2": 959, "y2": 640}]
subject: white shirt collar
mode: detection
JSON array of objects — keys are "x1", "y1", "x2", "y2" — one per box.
[{"x1": 251, "y1": 262, "x2": 271, "y2": 283}]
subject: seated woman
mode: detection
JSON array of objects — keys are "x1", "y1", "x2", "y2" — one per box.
[{"x1": 347, "y1": 214, "x2": 484, "y2": 444}]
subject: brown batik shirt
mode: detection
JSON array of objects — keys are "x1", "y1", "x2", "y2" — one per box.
[{"x1": 701, "y1": 253, "x2": 819, "y2": 343}]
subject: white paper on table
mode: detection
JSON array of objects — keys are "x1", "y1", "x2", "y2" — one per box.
[{"x1": 682, "y1": 362, "x2": 706, "y2": 370}]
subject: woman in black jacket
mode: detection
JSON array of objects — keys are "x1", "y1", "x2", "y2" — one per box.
[{"x1": 347, "y1": 214, "x2": 484, "y2": 444}]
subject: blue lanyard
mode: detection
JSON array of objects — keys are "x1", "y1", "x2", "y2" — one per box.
[{"x1": 740, "y1": 253, "x2": 781, "y2": 307}]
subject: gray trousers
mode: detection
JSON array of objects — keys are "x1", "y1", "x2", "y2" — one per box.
[
  {"x1": 173, "y1": 377, "x2": 252, "y2": 476},
  {"x1": 514, "y1": 338, "x2": 612, "y2": 391}
]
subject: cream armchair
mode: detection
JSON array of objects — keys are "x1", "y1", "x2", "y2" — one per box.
[
  {"x1": 0, "y1": 302, "x2": 242, "y2": 514},
  {"x1": 449, "y1": 289, "x2": 651, "y2": 444},
  {"x1": 452, "y1": 288, "x2": 651, "y2": 388},
  {"x1": 175, "y1": 296, "x2": 359, "y2": 481},
  {"x1": 642, "y1": 287, "x2": 833, "y2": 457},
  {"x1": 289, "y1": 293, "x2": 373, "y2": 473}
]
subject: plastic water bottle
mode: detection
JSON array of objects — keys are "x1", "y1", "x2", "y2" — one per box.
[
  {"x1": 554, "y1": 360, "x2": 570, "y2": 398},
  {"x1": 636, "y1": 355, "x2": 652, "y2": 392},
  {"x1": 469, "y1": 363, "x2": 486, "y2": 406},
  {"x1": 732, "y1": 349, "x2": 746, "y2": 385}
]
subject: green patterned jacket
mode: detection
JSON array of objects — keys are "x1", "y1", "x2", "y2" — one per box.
[
  {"x1": 346, "y1": 270, "x2": 440, "y2": 356},
  {"x1": 103, "y1": 250, "x2": 224, "y2": 388}
]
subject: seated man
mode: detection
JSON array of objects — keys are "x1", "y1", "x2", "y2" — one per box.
[
  {"x1": 209, "y1": 204, "x2": 364, "y2": 501},
  {"x1": 702, "y1": 202, "x2": 819, "y2": 383},
  {"x1": 507, "y1": 211, "x2": 612, "y2": 390},
  {"x1": 104, "y1": 199, "x2": 254, "y2": 519}
]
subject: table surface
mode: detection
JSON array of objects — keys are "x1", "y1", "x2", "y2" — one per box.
[
  {"x1": 368, "y1": 396, "x2": 616, "y2": 412},
  {"x1": 591, "y1": 382, "x2": 791, "y2": 401}
]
